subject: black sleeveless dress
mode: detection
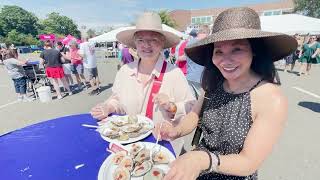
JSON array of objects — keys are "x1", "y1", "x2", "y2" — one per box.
[{"x1": 197, "y1": 80, "x2": 263, "y2": 180}]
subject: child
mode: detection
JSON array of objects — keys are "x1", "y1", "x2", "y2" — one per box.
[{"x1": 3, "y1": 49, "x2": 34, "y2": 102}]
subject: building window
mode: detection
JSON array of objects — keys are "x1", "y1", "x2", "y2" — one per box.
[
  {"x1": 263, "y1": 10, "x2": 282, "y2": 16},
  {"x1": 191, "y1": 16, "x2": 213, "y2": 24},
  {"x1": 192, "y1": 18, "x2": 196, "y2": 24}
]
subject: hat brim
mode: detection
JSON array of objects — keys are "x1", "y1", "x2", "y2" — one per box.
[
  {"x1": 185, "y1": 28, "x2": 298, "y2": 66},
  {"x1": 116, "y1": 28, "x2": 181, "y2": 49}
]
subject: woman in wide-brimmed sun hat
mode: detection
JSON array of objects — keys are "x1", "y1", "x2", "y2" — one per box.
[
  {"x1": 154, "y1": 7, "x2": 297, "y2": 180},
  {"x1": 90, "y1": 12, "x2": 196, "y2": 155}
]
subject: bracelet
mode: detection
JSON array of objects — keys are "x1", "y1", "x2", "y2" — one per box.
[
  {"x1": 202, "y1": 150, "x2": 213, "y2": 173},
  {"x1": 212, "y1": 151, "x2": 220, "y2": 166}
]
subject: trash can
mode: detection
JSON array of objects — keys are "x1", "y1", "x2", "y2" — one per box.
[{"x1": 36, "y1": 86, "x2": 52, "y2": 103}]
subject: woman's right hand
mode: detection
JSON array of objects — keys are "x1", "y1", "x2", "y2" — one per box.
[
  {"x1": 90, "y1": 103, "x2": 110, "y2": 120},
  {"x1": 153, "y1": 121, "x2": 180, "y2": 141}
]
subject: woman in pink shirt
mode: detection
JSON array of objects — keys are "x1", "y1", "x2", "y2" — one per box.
[
  {"x1": 67, "y1": 40, "x2": 87, "y2": 90},
  {"x1": 90, "y1": 12, "x2": 196, "y2": 155}
]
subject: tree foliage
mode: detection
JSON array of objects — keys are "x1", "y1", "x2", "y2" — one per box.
[
  {"x1": 41, "y1": 12, "x2": 81, "y2": 38},
  {"x1": 4, "y1": 30, "x2": 39, "y2": 46},
  {"x1": 86, "y1": 29, "x2": 96, "y2": 37},
  {"x1": 158, "y1": 10, "x2": 177, "y2": 28},
  {"x1": 294, "y1": 0, "x2": 320, "y2": 18},
  {"x1": 0, "y1": 5, "x2": 39, "y2": 37}
]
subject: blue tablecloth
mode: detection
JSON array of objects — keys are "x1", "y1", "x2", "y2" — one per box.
[
  {"x1": 26, "y1": 61, "x2": 40, "y2": 65},
  {"x1": 0, "y1": 114, "x2": 174, "y2": 180}
]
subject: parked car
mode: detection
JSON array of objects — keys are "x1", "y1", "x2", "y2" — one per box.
[{"x1": 16, "y1": 46, "x2": 32, "y2": 54}]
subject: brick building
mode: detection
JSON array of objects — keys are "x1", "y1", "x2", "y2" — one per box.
[{"x1": 169, "y1": 0, "x2": 294, "y2": 31}]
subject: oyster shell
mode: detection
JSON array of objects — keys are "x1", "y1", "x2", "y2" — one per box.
[
  {"x1": 102, "y1": 129, "x2": 119, "y2": 139},
  {"x1": 112, "y1": 151, "x2": 127, "y2": 165},
  {"x1": 113, "y1": 166, "x2": 130, "y2": 180},
  {"x1": 119, "y1": 156, "x2": 134, "y2": 172},
  {"x1": 128, "y1": 115, "x2": 138, "y2": 124},
  {"x1": 143, "y1": 167, "x2": 165, "y2": 180},
  {"x1": 138, "y1": 123, "x2": 153, "y2": 134},
  {"x1": 110, "y1": 117, "x2": 128, "y2": 127},
  {"x1": 129, "y1": 143, "x2": 144, "y2": 157},
  {"x1": 121, "y1": 124, "x2": 142, "y2": 133},
  {"x1": 128, "y1": 131, "x2": 141, "y2": 138},
  {"x1": 153, "y1": 151, "x2": 169, "y2": 164},
  {"x1": 117, "y1": 133, "x2": 129, "y2": 141},
  {"x1": 132, "y1": 161, "x2": 152, "y2": 177},
  {"x1": 135, "y1": 149, "x2": 151, "y2": 164}
]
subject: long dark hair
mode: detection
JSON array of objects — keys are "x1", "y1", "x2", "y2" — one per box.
[{"x1": 201, "y1": 38, "x2": 279, "y2": 92}]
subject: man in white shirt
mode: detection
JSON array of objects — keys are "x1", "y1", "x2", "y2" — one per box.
[{"x1": 79, "y1": 36, "x2": 100, "y2": 95}]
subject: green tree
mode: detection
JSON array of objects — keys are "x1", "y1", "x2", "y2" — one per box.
[
  {"x1": 86, "y1": 28, "x2": 96, "y2": 37},
  {"x1": 41, "y1": 12, "x2": 81, "y2": 38},
  {"x1": 158, "y1": 10, "x2": 176, "y2": 28},
  {"x1": 0, "y1": 5, "x2": 39, "y2": 37},
  {"x1": 4, "y1": 30, "x2": 40, "y2": 46},
  {"x1": 294, "y1": 0, "x2": 320, "y2": 18}
]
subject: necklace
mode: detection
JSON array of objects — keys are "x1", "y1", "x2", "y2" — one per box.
[{"x1": 224, "y1": 78, "x2": 258, "y2": 94}]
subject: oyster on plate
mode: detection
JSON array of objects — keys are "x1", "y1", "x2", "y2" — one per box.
[
  {"x1": 113, "y1": 166, "x2": 130, "y2": 180},
  {"x1": 128, "y1": 115, "x2": 138, "y2": 124},
  {"x1": 132, "y1": 161, "x2": 152, "y2": 177},
  {"x1": 152, "y1": 151, "x2": 169, "y2": 164},
  {"x1": 143, "y1": 167, "x2": 165, "y2": 180},
  {"x1": 112, "y1": 151, "x2": 127, "y2": 165},
  {"x1": 135, "y1": 149, "x2": 151, "y2": 164},
  {"x1": 129, "y1": 143, "x2": 144, "y2": 157},
  {"x1": 110, "y1": 117, "x2": 129, "y2": 127},
  {"x1": 102, "y1": 129, "x2": 119, "y2": 139},
  {"x1": 119, "y1": 156, "x2": 134, "y2": 172}
]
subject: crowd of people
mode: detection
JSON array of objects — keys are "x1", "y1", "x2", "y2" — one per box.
[
  {"x1": 1, "y1": 36, "x2": 101, "y2": 101},
  {"x1": 282, "y1": 34, "x2": 320, "y2": 76}
]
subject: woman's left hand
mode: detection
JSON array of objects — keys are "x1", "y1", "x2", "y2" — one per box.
[{"x1": 164, "y1": 151, "x2": 209, "y2": 180}]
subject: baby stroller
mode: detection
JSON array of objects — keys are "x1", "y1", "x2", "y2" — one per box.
[{"x1": 23, "y1": 62, "x2": 52, "y2": 99}]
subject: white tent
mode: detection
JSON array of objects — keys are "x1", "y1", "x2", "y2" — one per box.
[
  {"x1": 261, "y1": 14, "x2": 320, "y2": 35},
  {"x1": 89, "y1": 24, "x2": 188, "y2": 43},
  {"x1": 89, "y1": 26, "x2": 135, "y2": 43}
]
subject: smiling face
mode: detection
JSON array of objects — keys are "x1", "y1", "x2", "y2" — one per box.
[
  {"x1": 134, "y1": 31, "x2": 165, "y2": 61},
  {"x1": 309, "y1": 36, "x2": 317, "y2": 43},
  {"x1": 212, "y1": 39, "x2": 253, "y2": 81}
]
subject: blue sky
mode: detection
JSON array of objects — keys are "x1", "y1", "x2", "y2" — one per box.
[{"x1": 0, "y1": 0, "x2": 279, "y2": 29}]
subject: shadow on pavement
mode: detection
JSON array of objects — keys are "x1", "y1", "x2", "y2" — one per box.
[
  {"x1": 298, "y1": 101, "x2": 320, "y2": 113},
  {"x1": 99, "y1": 83, "x2": 113, "y2": 92}
]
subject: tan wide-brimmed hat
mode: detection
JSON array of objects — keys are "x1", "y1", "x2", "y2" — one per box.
[
  {"x1": 116, "y1": 12, "x2": 180, "y2": 49},
  {"x1": 185, "y1": 7, "x2": 298, "y2": 66}
]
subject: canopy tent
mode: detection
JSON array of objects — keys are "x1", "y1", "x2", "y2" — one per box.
[
  {"x1": 260, "y1": 14, "x2": 320, "y2": 35},
  {"x1": 61, "y1": 34, "x2": 81, "y2": 45},
  {"x1": 39, "y1": 34, "x2": 55, "y2": 41},
  {"x1": 89, "y1": 24, "x2": 188, "y2": 43}
]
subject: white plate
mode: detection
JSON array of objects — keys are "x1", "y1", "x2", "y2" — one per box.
[
  {"x1": 98, "y1": 115, "x2": 154, "y2": 144},
  {"x1": 98, "y1": 142, "x2": 175, "y2": 180}
]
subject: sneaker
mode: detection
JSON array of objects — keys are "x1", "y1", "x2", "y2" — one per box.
[
  {"x1": 96, "y1": 88, "x2": 101, "y2": 95},
  {"x1": 57, "y1": 95, "x2": 63, "y2": 100},
  {"x1": 67, "y1": 91, "x2": 73, "y2": 96},
  {"x1": 17, "y1": 96, "x2": 23, "y2": 102}
]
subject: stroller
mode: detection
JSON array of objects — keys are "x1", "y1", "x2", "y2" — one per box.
[{"x1": 23, "y1": 62, "x2": 52, "y2": 98}]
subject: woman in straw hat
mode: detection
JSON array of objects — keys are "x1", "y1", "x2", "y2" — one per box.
[
  {"x1": 154, "y1": 7, "x2": 297, "y2": 180},
  {"x1": 90, "y1": 12, "x2": 196, "y2": 154}
]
